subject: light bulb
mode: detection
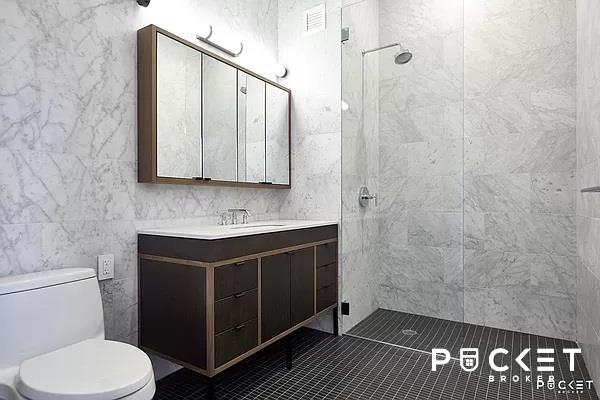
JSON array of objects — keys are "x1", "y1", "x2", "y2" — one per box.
[{"x1": 274, "y1": 63, "x2": 288, "y2": 78}]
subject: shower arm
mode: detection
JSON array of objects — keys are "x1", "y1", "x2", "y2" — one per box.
[{"x1": 362, "y1": 42, "x2": 403, "y2": 56}]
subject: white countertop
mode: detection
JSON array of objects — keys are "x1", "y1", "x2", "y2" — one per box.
[{"x1": 137, "y1": 220, "x2": 338, "y2": 240}]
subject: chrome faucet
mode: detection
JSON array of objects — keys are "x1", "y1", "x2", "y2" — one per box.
[{"x1": 226, "y1": 208, "x2": 252, "y2": 225}]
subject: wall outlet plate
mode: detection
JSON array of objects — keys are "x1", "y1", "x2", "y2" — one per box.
[
  {"x1": 341, "y1": 302, "x2": 350, "y2": 315},
  {"x1": 97, "y1": 254, "x2": 114, "y2": 281}
]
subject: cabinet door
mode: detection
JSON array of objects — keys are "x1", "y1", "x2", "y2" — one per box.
[
  {"x1": 290, "y1": 248, "x2": 315, "y2": 326},
  {"x1": 261, "y1": 253, "x2": 291, "y2": 342},
  {"x1": 139, "y1": 259, "x2": 207, "y2": 369}
]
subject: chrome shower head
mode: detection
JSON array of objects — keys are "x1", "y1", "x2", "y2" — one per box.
[
  {"x1": 362, "y1": 42, "x2": 413, "y2": 65},
  {"x1": 394, "y1": 49, "x2": 413, "y2": 64}
]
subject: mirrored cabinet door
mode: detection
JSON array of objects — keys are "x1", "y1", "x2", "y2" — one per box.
[
  {"x1": 266, "y1": 85, "x2": 290, "y2": 185},
  {"x1": 238, "y1": 72, "x2": 266, "y2": 183},
  {"x1": 202, "y1": 56, "x2": 237, "y2": 182},
  {"x1": 156, "y1": 33, "x2": 202, "y2": 179},
  {"x1": 138, "y1": 25, "x2": 291, "y2": 188}
]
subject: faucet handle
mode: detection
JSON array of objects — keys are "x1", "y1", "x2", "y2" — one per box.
[
  {"x1": 227, "y1": 208, "x2": 251, "y2": 224},
  {"x1": 241, "y1": 209, "x2": 251, "y2": 224},
  {"x1": 219, "y1": 211, "x2": 230, "y2": 225}
]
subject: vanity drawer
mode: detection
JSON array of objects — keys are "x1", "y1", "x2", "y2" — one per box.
[
  {"x1": 316, "y1": 242, "x2": 337, "y2": 267},
  {"x1": 214, "y1": 289, "x2": 258, "y2": 334},
  {"x1": 215, "y1": 319, "x2": 258, "y2": 367},
  {"x1": 316, "y1": 282, "x2": 337, "y2": 312},
  {"x1": 214, "y1": 259, "x2": 258, "y2": 300},
  {"x1": 317, "y1": 263, "x2": 337, "y2": 289}
]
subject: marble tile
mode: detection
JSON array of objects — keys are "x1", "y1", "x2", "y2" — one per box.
[
  {"x1": 380, "y1": 245, "x2": 445, "y2": 284},
  {"x1": 0, "y1": 148, "x2": 87, "y2": 224},
  {"x1": 529, "y1": 254, "x2": 576, "y2": 296},
  {"x1": 405, "y1": 139, "x2": 462, "y2": 177},
  {"x1": 464, "y1": 287, "x2": 576, "y2": 340},
  {"x1": 464, "y1": 250, "x2": 530, "y2": 288},
  {"x1": 530, "y1": 172, "x2": 575, "y2": 215},
  {"x1": 464, "y1": 130, "x2": 575, "y2": 175},
  {"x1": 0, "y1": 223, "x2": 43, "y2": 276},
  {"x1": 465, "y1": 3, "x2": 575, "y2": 58},
  {"x1": 379, "y1": 70, "x2": 462, "y2": 113},
  {"x1": 378, "y1": 212, "x2": 408, "y2": 248},
  {"x1": 484, "y1": 212, "x2": 575, "y2": 256},
  {"x1": 378, "y1": 281, "x2": 464, "y2": 323},
  {"x1": 465, "y1": 0, "x2": 574, "y2": 23},
  {"x1": 379, "y1": 0, "x2": 463, "y2": 40},
  {"x1": 577, "y1": 0, "x2": 600, "y2": 383},
  {"x1": 407, "y1": 211, "x2": 462, "y2": 248},
  {"x1": 577, "y1": 294, "x2": 600, "y2": 386},
  {"x1": 99, "y1": 279, "x2": 114, "y2": 340},
  {"x1": 578, "y1": 261, "x2": 600, "y2": 336},
  {"x1": 464, "y1": 87, "x2": 576, "y2": 138},
  {"x1": 465, "y1": 250, "x2": 575, "y2": 295},
  {"x1": 112, "y1": 277, "x2": 138, "y2": 343},
  {"x1": 464, "y1": 173, "x2": 531, "y2": 213},
  {"x1": 464, "y1": 210, "x2": 485, "y2": 251}
]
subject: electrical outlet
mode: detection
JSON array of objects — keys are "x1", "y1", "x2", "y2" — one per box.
[{"x1": 97, "y1": 254, "x2": 114, "y2": 281}]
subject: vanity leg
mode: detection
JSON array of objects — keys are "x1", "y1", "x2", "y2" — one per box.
[
  {"x1": 333, "y1": 306, "x2": 339, "y2": 336},
  {"x1": 285, "y1": 337, "x2": 293, "y2": 370},
  {"x1": 206, "y1": 377, "x2": 215, "y2": 400}
]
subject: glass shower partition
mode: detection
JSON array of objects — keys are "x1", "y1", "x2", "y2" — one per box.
[{"x1": 340, "y1": 0, "x2": 465, "y2": 341}]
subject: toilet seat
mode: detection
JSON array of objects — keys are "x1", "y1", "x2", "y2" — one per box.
[{"x1": 16, "y1": 339, "x2": 153, "y2": 400}]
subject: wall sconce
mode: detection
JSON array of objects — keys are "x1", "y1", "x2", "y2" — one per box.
[
  {"x1": 273, "y1": 64, "x2": 288, "y2": 78},
  {"x1": 137, "y1": 0, "x2": 150, "y2": 6},
  {"x1": 196, "y1": 25, "x2": 244, "y2": 57}
]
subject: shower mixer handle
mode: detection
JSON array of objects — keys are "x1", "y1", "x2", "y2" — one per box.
[{"x1": 359, "y1": 186, "x2": 378, "y2": 207}]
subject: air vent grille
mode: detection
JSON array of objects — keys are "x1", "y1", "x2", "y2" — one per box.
[{"x1": 303, "y1": 4, "x2": 326, "y2": 35}]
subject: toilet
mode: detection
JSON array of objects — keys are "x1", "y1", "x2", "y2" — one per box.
[{"x1": 0, "y1": 268, "x2": 155, "y2": 400}]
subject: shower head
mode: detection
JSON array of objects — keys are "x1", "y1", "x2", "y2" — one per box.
[
  {"x1": 394, "y1": 49, "x2": 413, "y2": 64},
  {"x1": 362, "y1": 42, "x2": 413, "y2": 65}
]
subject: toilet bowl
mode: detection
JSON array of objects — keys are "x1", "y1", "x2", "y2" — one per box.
[{"x1": 0, "y1": 269, "x2": 155, "y2": 400}]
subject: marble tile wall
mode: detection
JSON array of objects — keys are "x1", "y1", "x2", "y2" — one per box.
[
  {"x1": 576, "y1": 0, "x2": 600, "y2": 384},
  {"x1": 463, "y1": 0, "x2": 577, "y2": 339},
  {"x1": 376, "y1": 0, "x2": 465, "y2": 322},
  {"x1": 339, "y1": 0, "x2": 380, "y2": 331},
  {"x1": 0, "y1": 0, "x2": 286, "y2": 351}
]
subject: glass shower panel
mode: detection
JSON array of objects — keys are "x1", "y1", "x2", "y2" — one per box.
[{"x1": 341, "y1": 0, "x2": 464, "y2": 336}]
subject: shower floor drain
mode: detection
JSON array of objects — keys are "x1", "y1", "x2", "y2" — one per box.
[{"x1": 401, "y1": 329, "x2": 418, "y2": 336}]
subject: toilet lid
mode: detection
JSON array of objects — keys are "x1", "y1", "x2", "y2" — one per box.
[{"x1": 17, "y1": 339, "x2": 153, "y2": 400}]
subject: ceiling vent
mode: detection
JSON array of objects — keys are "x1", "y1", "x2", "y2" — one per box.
[{"x1": 303, "y1": 4, "x2": 326, "y2": 35}]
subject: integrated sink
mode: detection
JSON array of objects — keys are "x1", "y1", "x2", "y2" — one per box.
[{"x1": 138, "y1": 220, "x2": 337, "y2": 240}]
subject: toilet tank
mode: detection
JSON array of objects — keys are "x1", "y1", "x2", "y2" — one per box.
[{"x1": 0, "y1": 268, "x2": 105, "y2": 368}]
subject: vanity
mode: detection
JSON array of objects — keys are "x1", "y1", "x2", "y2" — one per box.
[{"x1": 137, "y1": 220, "x2": 338, "y2": 381}]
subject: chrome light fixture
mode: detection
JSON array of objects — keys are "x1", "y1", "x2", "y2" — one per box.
[{"x1": 196, "y1": 25, "x2": 244, "y2": 57}]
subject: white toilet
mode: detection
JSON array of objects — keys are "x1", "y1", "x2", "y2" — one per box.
[{"x1": 0, "y1": 268, "x2": 155, "y2": 400}]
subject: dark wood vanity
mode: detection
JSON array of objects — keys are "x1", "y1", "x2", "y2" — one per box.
[{"x1": 138, "y1": 224, "x2": 338, "y2": 378}]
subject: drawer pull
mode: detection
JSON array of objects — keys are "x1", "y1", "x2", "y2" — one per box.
[
  {"x1": 320, "y1": 283, "x2": 336, "y2": 289},
  {"x1": 234, "y1": 261, "x2": 247, "y2": 267},
  {"x1": 234, "y1": 323, "x2": 246, "y2": 330},
  {"x1": 234, "y1": 292, "x2": 246, "y2": 298}
]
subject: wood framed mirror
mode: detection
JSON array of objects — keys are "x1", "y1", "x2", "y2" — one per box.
[{"x1": 138, "y1": 25, "x2": 291, "y2": 189}]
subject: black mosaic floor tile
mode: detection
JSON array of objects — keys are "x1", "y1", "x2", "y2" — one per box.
[{"x1": 155, "y1": 310, "x2": 599, "y2": 400}]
